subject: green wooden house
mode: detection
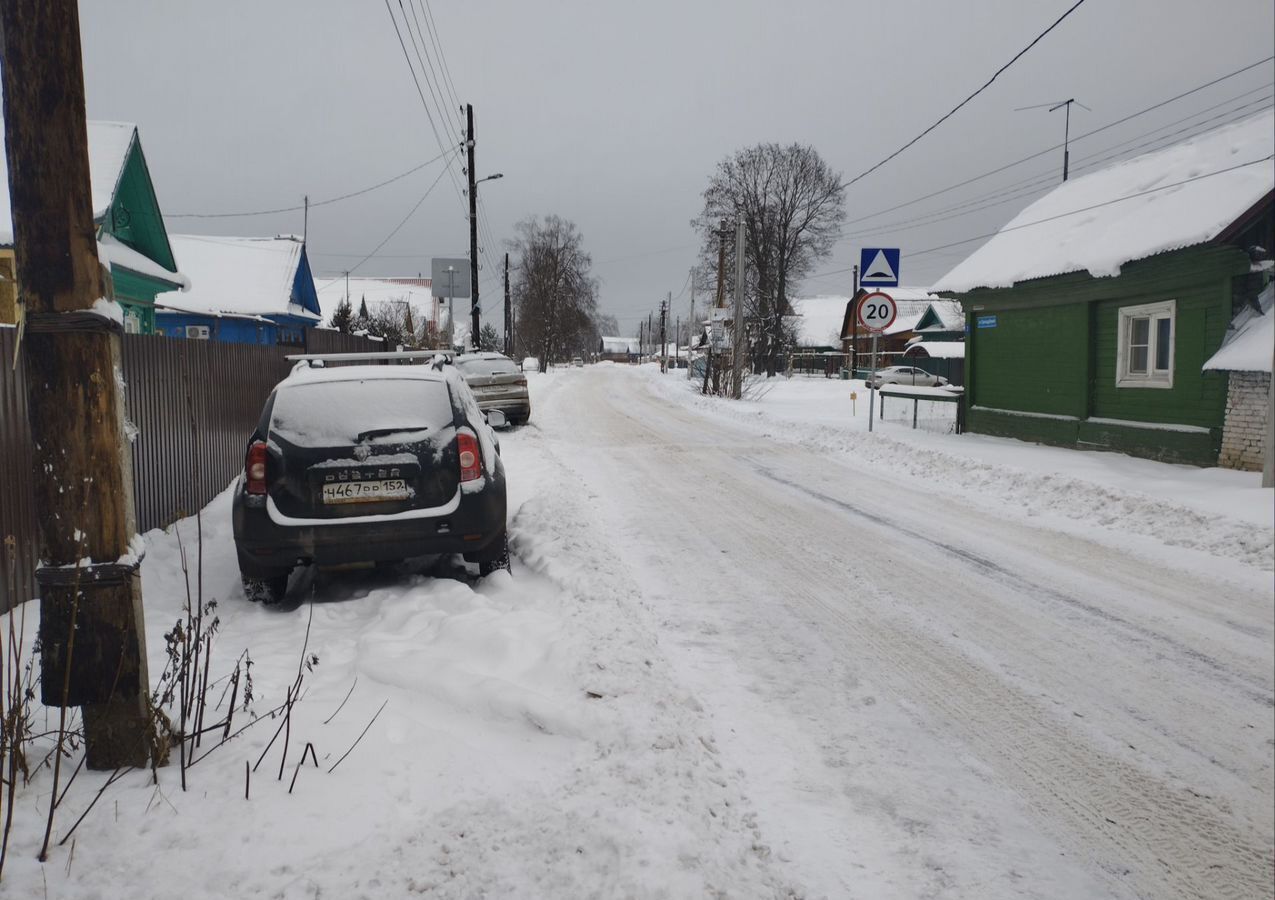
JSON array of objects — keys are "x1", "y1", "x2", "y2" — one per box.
[
  {"x1": 934, "y1": 110, "x2": 1273, "y2": 467},
  {"x1": 0, "y1": 120, "x2": 187, "y2": 332}
]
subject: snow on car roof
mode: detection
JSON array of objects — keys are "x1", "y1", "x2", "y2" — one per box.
[
  {"x1": 282, "y1": 363, "x2": 449, "y2": 387},
  {"x1": 934, "y1": 109, "x2": 1275, "y2": 293}
]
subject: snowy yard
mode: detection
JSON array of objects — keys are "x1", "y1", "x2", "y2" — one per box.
[{"x1": 2, "y1": 363, "x2": 1272, "y2": 899}]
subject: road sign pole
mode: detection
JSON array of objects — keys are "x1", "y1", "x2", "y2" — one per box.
[{"x1": 868, "y1": 333, "x2": 878, "y2": 433}]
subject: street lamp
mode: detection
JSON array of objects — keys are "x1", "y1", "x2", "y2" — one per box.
[{"x1": 468, "y1": 171, "x2": 505, "y2": 347}]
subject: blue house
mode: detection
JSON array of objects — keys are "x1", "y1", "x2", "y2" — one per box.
[{"x1": 156, "y1": 234, "x2": 321, "y2": 345}]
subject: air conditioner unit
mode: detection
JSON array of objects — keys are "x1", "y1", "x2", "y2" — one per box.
[{"x1": 185, "y1": 325, "x2": 210, "y2": 340}]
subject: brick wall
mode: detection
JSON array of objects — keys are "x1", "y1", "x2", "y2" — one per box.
[{"x1": 1219, "y1": 371, "x2": 1271, "y2": 471}]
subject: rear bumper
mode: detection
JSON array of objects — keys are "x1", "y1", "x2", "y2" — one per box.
[
  {"x1": 232, "y1": 475, "x2": 506, "y2": 572},
  {"x1": 476, "y1": 396, "x2": 531, "y2": 419}
]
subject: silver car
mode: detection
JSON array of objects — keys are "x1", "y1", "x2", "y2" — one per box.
[
  {"x1": 868, "y1": 365, "x2": 949, "y2": 389},
  {"x1": 454, "y1": 352, "x2": 531, "y2": 425}
]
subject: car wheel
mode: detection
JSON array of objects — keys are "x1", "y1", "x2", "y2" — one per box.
[
  {"x1": 241, "y1": 571, "x2": 289, "y2": 604},
  {"x1": 473, "y1": 531, "x2": 511, "y2": 577}
]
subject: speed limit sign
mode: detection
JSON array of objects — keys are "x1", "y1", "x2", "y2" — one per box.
[{"x1": 857, "y1": 291, "x2": 897, "y2": 333}]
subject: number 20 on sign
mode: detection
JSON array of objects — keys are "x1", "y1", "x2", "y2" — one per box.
[{"x1": 856, "y1": 290, "x2": 897, "y2": 332}]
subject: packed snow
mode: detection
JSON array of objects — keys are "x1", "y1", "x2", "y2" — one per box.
[
  {"x1": 934, "y1": 109, "x2": 1275, "y2": 292},
  {"x1": 2, "y1": 363, "x2": 1271, "y2": 899}
]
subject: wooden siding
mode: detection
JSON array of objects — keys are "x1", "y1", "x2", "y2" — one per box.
[
  {"x1": 966, "y1": 303, "x2": 1087, "y2": 417},
  {"x1": 956, "y1": 245, "x2": 1250, "y2": 466}
]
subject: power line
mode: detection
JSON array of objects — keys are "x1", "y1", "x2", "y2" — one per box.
[
  {"x1": 837, "y1": 55, "x2": 1275, "y2": 228},
  {"x1": 806, "y1": 154, "x2": 1274, "y2": 283},
  {"x1": 383, "y1": 0, "x2": 468, "y2": 213},
  {"x1": 841, "y1": 0, "x2": 1090, "y2": 190},
  {"x1": 315, "y1": 149, "x2": 459, "y2": 289},
  {"x1": 416, "y1": 0, "x2": 465, "y2": 132},
  {"x1": 832, "y1": 99, "x2": 1272, "y2": 244},
  {"x1": 164, "y1": 147, "x2": 456, "y2": 219}
]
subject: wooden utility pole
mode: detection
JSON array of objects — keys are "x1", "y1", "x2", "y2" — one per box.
[
  {"x1": 502, "y1": 252, "x2": 511, "y2": 357},
  {"x1": 1, "y1": 0, "x2": 151, "y2": 769},
  {"x1": 660, "y1": 294, "x2": 668, "y2": 373},
  {"x1": 466, "y1": 103, "x2": 480, "y2": 345}
]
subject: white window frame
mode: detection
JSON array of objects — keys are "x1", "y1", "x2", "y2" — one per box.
[{"x1": 1116, "y1": 299, "x2": 1175, "y2": 389}]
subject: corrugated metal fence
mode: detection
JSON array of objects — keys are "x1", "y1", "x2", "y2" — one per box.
[
  {"x1": 0, "y1": 327, "x2": 37, "y2": 613},
  {"x1": 1, "y1": 327, "x2": 386, "y2": 610}
]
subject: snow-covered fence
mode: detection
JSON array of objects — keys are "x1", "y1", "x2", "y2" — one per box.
[{"x1": 1, "y1": 332, "x2": 302, "y2": 611}]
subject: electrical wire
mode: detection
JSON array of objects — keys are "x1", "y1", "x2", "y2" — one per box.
[
  {"x1": 841, "y1": 0, "x2": 1090, "y2": 190},
  {"x1": 383, "y1": 0, "x2": 468, "y2": 212},
  {"x1": 831, "y1": 98, "x2": 1273, "y2": 243},
  {"x1": 837, "y1": 55, "x2": 1275, "y2": 227},
  {"x1": 164, "y1": 147, "x2": 456, "y2": 219},
  {"x1": 805, "y1": 154, "x2": 1275, "y2": 283},
  {"x1": 315, "y1": 149, "x2": 459, "y2": 289}
]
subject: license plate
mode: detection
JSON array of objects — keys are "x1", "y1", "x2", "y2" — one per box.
[{"x1": 322, "y1": 479, "x2": 409, "y2": 504}]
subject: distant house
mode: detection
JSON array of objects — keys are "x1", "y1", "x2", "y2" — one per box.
[
  {"x1": 934, "y1": 109, "x2": 1273, "y2": 468},
  {"x1": 836, "y1": 287, "x2": 954, "y2": 360},
  {"x1": 156, "y1": 235, "x2": 321, "y2": 345},
  {"x1": 311, "y1": 275, "x2": 450, "y2": 343},
  {"x1": 0, "y1": 120, "x2": 188, "y2": 332},
  {"x1": 599, "y1": 336, "x2": 639, "y2": 362}
]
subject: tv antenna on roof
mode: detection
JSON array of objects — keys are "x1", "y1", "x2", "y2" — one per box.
[{"x1": 1016, "y1": 98, "x2": 1091, "y2": 182}]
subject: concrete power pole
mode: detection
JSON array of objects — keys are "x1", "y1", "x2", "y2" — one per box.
[
  {"x1": 0, "y1": 0, "x2": 151, "y2": 769},
  {"x1": 731, "y1": 222, "x2": 746, "y2": 400},
  {"x1": 466, "y1": 103, "x2": 480, "y2": 345}
]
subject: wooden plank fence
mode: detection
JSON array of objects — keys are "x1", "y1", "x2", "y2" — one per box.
[{"x1": 0, "y1": 327, "x2": 384, "y2": 610}]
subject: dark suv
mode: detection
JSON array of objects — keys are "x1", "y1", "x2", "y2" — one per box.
[{"x1": 232, "y1": 362, "x2": 508, "y2": 603}]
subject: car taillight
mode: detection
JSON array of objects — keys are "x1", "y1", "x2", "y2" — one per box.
[
  {"x1": 245, "y1": 440, "x2": 268, "y2": 495},
  {"x1": 513, "y1": 376, "x2": 527, "y2": 386},
  {"x1": 457, "y1": 432, "x2": 481, "y2": 482}
]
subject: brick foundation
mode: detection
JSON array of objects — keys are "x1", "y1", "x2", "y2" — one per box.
[{"x1": 1219, "y1": 371, "x2": 1271, "y2": 471}]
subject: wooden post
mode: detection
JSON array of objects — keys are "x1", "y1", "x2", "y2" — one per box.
[{"x1": 1, "y1": 0, "x2": 151, "y2": 769}]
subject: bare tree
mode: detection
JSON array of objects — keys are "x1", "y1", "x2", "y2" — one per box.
[
  {"x1": 694, "y1": 143, "x2": 846, "y2": 375},
  {"x1": 508, "y1": 215, "x2": 599, "y2": 366}
]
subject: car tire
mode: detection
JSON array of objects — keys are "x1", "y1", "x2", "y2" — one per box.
[
  {"x1": 241, "y1": 571, "x2": 289, "y2": 604},
  {"x1": 470, "y1": 530, "x2": 510, "y2": 577}
]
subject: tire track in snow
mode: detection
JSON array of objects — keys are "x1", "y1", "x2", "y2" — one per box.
[{"x1": 560, "y1": 368, "x2": 1273, "y2": 900}]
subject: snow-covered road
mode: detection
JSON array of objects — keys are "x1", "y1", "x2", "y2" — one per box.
[
  {"x1": 5, "y1": 364, "x2": 1271, "y2": 900},
  {"x1": 529, "y1": 365, "x2": 1274, "y2": 899}
]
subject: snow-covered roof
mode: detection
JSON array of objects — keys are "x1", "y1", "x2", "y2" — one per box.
[
  {"x1": 917, "y1": 299, "x2": 964, "y2": 331},
  {"x1": 162, "y1": 234, "x2": 315, "y2": 319},
  {"x1": 600, "y1": 336, "x2": 640, "y2": 353},
  {"x1": 0, "y1": 121, "x2": 138, "y2": 245},
  {"x1": 1203, "y1": 282, "x2": 1273, "y2": 373},
  {"x1": 313, "y1": 275, "x2": 434, "y2": 322},
  {"x1": 789, "y1": 296, "x2": 849, "y2": 347},
  {"x1": 790, "y1": 290, "x2": 946, "y2": 345},
  {"x1": 99, "y1": 234, "x2": 188, "y2": 289},
  {"x1": 934, "y1": 110, "x2": 1275, "y2": 293},
  {"x1": 904, "y1": 341, "x2": 966, "y2": 359}
]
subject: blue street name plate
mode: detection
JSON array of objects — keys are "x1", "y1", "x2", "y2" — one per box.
[{"x1": 977, "y1": 315, "x2": 998, "y2": 329}]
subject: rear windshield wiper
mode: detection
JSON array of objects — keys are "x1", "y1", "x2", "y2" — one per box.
[{"x1": 355, "y1": 426, "x2": 429, "y2": 441}]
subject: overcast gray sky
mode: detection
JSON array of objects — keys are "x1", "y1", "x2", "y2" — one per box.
[{"x1": 75, "y1": 0, "x2": 1274, "y2": 334}]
